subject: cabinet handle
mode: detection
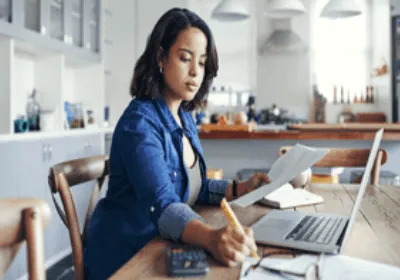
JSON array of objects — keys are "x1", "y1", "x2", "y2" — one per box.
[
  {"x1": 48, "y1": 144, "x2": 53, "y2": 161},
  {"x1": 104, "y1": 8, "x2": 113, "y2": 16},
  {"x1": 40, "y1": 26, "x2": 47, "y2": 35},
  {"x1": 64, "y1": 35, "x2": 72, "y2": 45},
  {"x1": 42, "y1": 144, "x2": 48, "y2": 162},
  {"x1": 104, "y1": 39, "x2": 113, "y2": 45}
]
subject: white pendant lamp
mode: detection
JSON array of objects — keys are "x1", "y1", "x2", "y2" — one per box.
[
  {"x1": 211, "y1": 0, "x2": 250, "y2": 21},
  {"x1": 321, "y1": 0, "x2": 362, "y2": 19},
  {"x1": 265, "y1": 0, "x2": 306, "y2": 19}
]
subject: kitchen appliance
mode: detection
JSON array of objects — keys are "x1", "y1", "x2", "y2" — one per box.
[{"x1": 258, "y1": 104, "x2": 306, "y2": 125}]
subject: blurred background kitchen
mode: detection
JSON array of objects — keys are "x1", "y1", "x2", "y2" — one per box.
[{"x1": 1, "y1": 1, "x2": 400, "y2": 279}]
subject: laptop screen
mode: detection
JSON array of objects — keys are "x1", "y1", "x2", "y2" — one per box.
[{"x1": 340, "y1": 128, "x2": 384, "y2": 251}]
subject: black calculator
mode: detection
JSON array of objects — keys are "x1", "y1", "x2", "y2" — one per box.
[{"x1": 167, "y1": 245, "x2": 209, "y2": 277}]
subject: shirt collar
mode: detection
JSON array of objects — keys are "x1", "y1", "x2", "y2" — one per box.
[{"x1": 153, "y1": 96, "x2": 192, "y2": 134}]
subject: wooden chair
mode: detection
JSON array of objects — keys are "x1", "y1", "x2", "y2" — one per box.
[
  {"x1": 355, "y1": 112, "x2": 387, "y2": 123},
  {"x1": 48, "y1": 155, "x2": 109, "y2": 280},
  {"x1": 279, "y1": 147, "x2": 387, "y2": 185},
  {"x1": 207, "y1": 168, "x2": 223, "y2": 179},
  {"x1": 0, "y1": 198, "x2": 51, "y2": 280}
]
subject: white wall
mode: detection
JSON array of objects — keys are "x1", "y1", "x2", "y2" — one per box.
[
  {"x1": 255, "y1": 0, "x2": 391, "y2": 122},
  {"x1": 105, "y1": 0, "x2": 392, "y2": 123},
  {"x1": 256, "y1": 0, "x2": 312, "y2": 119},
  {"x1": 0, "y1": 38, "x2": 12, "y2": 134},
  {"x1": 135, "y1": 0, "x2": 189, "y2": 59},
  {"x1": 372, "y1": 0, "x2": 392, "y2": 121},
  {"x1": 103, "y1": 0, "x2": 137, "y2": 125},
  {"x1": 189, "y1": 0, "x2": 257, "y2": 91},
  {"x1": 14, "y1": 54, "x2": 35, "y2": 120}
]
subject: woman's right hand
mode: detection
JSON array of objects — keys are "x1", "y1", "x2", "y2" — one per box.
[{"x1": 207, "y1": 225, "x2": 258, "y2": 267}]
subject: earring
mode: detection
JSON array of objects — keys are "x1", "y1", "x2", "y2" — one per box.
[{"x1": 159, "y1": 67, "x2": 163, "y2": 74}]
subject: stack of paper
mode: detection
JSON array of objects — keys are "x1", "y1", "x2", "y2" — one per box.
[
  {"x1": 232, "y1": 144, "x2": 329, "y2": 208},
  {"x1": 240, "y1": 254, "x2": 400, "y2": 280},
  {"x1": 259, "y1": 183, "x2": 324, "y2": 209}
]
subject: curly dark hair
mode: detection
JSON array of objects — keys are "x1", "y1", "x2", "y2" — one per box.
[{"x1": 130, "y1": 8, "x2": 219, "y2": 111}]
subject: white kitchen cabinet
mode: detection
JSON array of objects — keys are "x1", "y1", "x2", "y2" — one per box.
[
  {"x1": 0, "y1": 0, "x2": 102, "y2": 59},
  {"x1": 2, "y1": 133, "x2": 103, "y2": 279},
  {"x1": 0, "y1": 38, "x2": 104, "y2": 136}
]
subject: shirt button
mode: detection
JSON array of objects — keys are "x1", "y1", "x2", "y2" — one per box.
[
  {"x1": 150, "y1": 206, "x2": 155, "y2": 212},
  {"x1": 173, "y1": 171, "x2": 177, "y2": 177}
]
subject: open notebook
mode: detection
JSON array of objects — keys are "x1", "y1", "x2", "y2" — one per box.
[{"x1": 258, "y1": 183, "x2": 324, "y2": 209}]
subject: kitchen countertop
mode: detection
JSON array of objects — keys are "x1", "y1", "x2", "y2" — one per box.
[
  {"x1": 199, "y1": 123, "x2": 400, "y2": 141},
  {"x1": 0, "y1": 126, "x2": 115, "y2": 142}
]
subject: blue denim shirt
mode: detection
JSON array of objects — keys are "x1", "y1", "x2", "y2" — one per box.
[{"x1": 84, "y1": 97, "x2": 230, "y2": 279}]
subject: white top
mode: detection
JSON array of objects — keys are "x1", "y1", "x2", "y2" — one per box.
[{"x1": 186, "y1": 154, "x2": 202, "y2": 206}]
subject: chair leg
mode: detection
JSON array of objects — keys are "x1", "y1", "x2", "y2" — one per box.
[
  {"x1": 24, "y1": 207, "x2": 46, "y2": 280},
  {"x1": 57, "y1": 173, "x2": 85, "y2": 280}
]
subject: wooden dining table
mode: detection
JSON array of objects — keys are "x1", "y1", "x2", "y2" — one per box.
[{"x1": 110, "y1": 183, "x2": 400, "y2": 279}]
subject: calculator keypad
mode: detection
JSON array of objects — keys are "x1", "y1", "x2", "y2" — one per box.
[{"x1": 167, "y1": 246, "x2": 209, "y2": 277}]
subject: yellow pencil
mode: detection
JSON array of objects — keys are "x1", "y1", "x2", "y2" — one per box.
[{"x1": 220, "y1": 198, "x2": 260, "y2": 260}]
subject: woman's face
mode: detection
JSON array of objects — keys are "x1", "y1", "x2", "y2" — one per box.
[{"x1": 161, "y1": 27, "x2": 207, "y2": 102}]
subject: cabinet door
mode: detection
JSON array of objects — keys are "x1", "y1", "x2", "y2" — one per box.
[
  {"x1": 49, "y1": 0, "x2": 64, "y2": 41},
  {"x1": 24, "y1": 0, "x2": 49, "y2": 34},
  {"x1": 43, "y1": 137, "x2": 72, "y2": 263},
  {"x1": 5, "y1": 140, "x2": 48, "y2": 280},
  {"x1": 0, "y1": 142, "x2": 21, "y2": 280},
  {"x1": 0, "y1": 0, "x2": 11, "y2": 22},
  {"x1": 70, "y1": 0, "x2": 83, "y2": 47},
  {"x1": 84, "y1": 134, "x2": 102, "y2": 157},
  {"x1": 83, "y1": 0, "x2": 100, "y2": 52},
  {"x1": 0, "y1": 142, "x2": 18, "y2": 199}
]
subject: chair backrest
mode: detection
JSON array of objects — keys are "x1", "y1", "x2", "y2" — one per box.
[
  {"x1": 355, "y1": 112, "x2": 387, "y2": 123},
  {"x1": 48, "y1": 155, "x2": 109, "y2": 280},
  {"x1": 279, "y1": 147, "x2": 387, "y2": 185},
  {"x1": 0, "y1": 198, "x2": 51, "y2": 280}
]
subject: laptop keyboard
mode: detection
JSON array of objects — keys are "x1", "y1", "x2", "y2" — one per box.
[{"x1": 285, "y1": 215, "x2": 343, "y2": 244}]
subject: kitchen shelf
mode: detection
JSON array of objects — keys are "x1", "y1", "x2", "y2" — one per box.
[{"x1": 0, "y1": 36, "x2": 104, "y2": 136}]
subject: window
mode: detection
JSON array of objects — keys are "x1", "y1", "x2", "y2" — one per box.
[
  {"x1": 311, "y1": 0, "x2": 371, "y2": 103},
  {"x1": 207, "y1": 86, "x2": 252, "y2": 114}
]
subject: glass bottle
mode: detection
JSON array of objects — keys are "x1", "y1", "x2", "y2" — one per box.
[
  {"x1": 333, "y1": 85, "x2": 338, "y2": 104},
  {"x1": 340, "y1": 86, "x2": 344, "y2": 104},
  {"x1": 26, "y1": 89, "x2": 41, "y2": 131}
]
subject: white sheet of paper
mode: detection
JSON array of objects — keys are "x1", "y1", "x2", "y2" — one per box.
[
  {"x1": 231, "y1": 144, "x2": 329, "y2": 207},
  {"x1": 239, "y1": 254, "x2": 400, "y2": 280}
]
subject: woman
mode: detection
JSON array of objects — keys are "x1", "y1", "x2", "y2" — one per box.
[{"x1": 85, "y1": 8, "x2": 269, "y2": 279}]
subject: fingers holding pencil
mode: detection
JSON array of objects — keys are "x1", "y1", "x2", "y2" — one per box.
[
  {"x1": 205, "y1": 198, "x2": 260, "y2": 267},
  {"x1": 208, "y1": 225, "x2": 258, "y2": 267},
  {"x1": 219, "y1": 198, "x2": 260, "y2": 261}
]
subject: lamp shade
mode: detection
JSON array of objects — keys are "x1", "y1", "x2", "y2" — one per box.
[
  {"x1": 265, "y1": 0, "x2": 306, "y2": 19},
  {"x1": 321, "y1": 0, "x2": 362, "y2": 19},
  {"x1": 211, "y1": 0, "x2": 250, "y2": 21}
]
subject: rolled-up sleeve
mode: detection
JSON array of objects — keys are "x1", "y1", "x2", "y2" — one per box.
[
  {"x1": 207, "y1": 179, "x2": 230, "y2": 205},
  {"x1": 120, "y1": 113, "x2": 203, "y2": 241},
  {"x1": 158, "y1": 203, "x2": 204, "y2": 240}
]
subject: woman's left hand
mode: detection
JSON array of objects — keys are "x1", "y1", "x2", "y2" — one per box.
[{"x1": 239, "y1": 173, "x2": 270, "y2": 196}]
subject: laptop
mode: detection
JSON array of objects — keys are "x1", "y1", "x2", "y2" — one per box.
[{"x1": 252, "y1": 128, "x2": 384, "y2": 254}]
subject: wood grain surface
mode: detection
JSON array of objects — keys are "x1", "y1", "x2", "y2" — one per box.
[
  {"x1": 110, "y1": 184, "x2": 400, "y2": 280},
  {"x1": 198, "y1": 130, "x2": 400, "y2": 141}
]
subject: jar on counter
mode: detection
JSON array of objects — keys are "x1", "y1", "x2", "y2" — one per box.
[{"x1": 40, "y1": 109, "x2": 56, "y2": 132}]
